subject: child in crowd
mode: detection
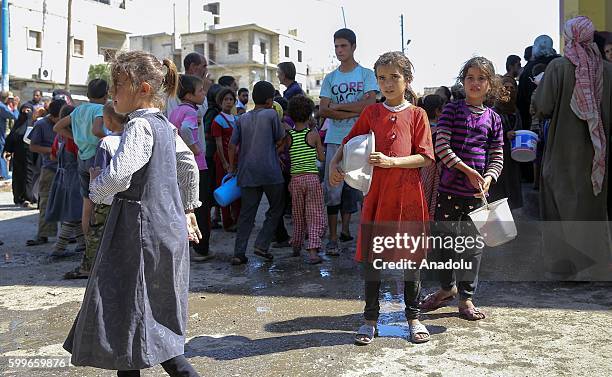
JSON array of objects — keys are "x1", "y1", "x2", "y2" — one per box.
[
  {"x1": 285, "y1": 95, "x2": 326, "y2": 264},
  {"x1": 212, "y1": 88, "x2": 241, "y2": 231},
  {"x1": 203, "y1": 84, "x2": 222, "y2": 229},
  {"x1": 419, "y1": 94, "x2": 445, "y2": 218},
  {"x1": 63, "y1": 51, "x2": 201, "y2": 377},
  {"x1": 64, "y1": 102, "x2": 127, "y2": 279},
  {"x1": 490, "y1": 75, "x2": 523, "y2": 209},
  {"x1": 170, "y1": 74, "x2": 213, "y2": 261},
  {"x1": 329, "y1": 51, "x2": 434, "y2": 344},
  {"x1": 45, "y1": 104, "x2": 86, "y2": 258},
  {"x1": 61, "y1": 103, "x2": 119, "y2": 276},
  {"x1": 54, "y1": 79, "x2": 108, "y2": 241},
  {"x1": 26, "y1": 98, "x2": 66, "y2": 246},
  {"x1": 228, "y1": 81, "x2": 287, "y2": 265},
  {"x1": 270, "y1": 96, "x2": 292, "y2": 249},
  {"x1": 420, "y1": 57, "x2": 504, "y2": 321}
]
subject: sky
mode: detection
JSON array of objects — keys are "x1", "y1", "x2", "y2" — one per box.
[{"x1": 134, "y1": 0, "x2": 560, "y2": 93}]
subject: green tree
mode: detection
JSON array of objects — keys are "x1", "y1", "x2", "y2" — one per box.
[{"x1": 87, "y1": 63, "x2": 111, "y2": 83}]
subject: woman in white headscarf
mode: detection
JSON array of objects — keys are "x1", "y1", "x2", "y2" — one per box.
[{"x1": 535, "y1": 16, "x2": 612, "y2": 280}]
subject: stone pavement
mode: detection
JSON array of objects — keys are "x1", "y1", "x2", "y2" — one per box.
[{"x1": 0, "y1": 188, "x2": 611, "y2": 376}]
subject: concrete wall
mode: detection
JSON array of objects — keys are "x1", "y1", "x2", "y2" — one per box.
[{"x1": 3, "y1": 0, "x2": 132, "y2": 88}]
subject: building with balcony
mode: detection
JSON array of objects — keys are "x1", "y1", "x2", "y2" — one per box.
[
  {"x1": 133, "y1": 23, "x2": 308, "y2": 95},
  {"x1": 1, "y1": 0, "x2": 135, "y2": 97}
]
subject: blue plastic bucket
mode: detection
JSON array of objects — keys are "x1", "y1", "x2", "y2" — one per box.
[
  {"x1": 511, "y1": 130, "x2": 538, "y2": 162},
  {"x1": 214, "y1": 174, "x2": 241, "y2": 207}
]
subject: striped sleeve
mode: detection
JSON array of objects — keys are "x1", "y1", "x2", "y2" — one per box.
[
  {"x1": 435, "y1": 102, "x2": 462, "y2": 168},
  {"x1": 484, "y1": 111, "x2": 504, "y2": 181}
]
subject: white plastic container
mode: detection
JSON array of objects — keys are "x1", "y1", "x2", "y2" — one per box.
[
  {"x1": 468, "y1": 197, "x2": 517, "y2": 247},
  {"x1": 342, "y1": 132, "x2": 375, "y2": 194}
]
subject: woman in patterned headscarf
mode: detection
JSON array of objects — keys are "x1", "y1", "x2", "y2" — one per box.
[{"x1": 535, "y1": 16, "x2": 612, "y2": 280}]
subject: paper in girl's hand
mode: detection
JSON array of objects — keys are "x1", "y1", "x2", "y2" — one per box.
[{"x1": 89, "y1": 167, "x2": 102, "y2": 181}]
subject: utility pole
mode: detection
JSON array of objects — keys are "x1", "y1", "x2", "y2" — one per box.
[
  {"x1": 341, "y1": 6, "x2": 347, "y2": 28},
  {"x1": 263, "y1": 47, "x2": 267, "y2": 82},
  {"x1": 400, "y1": 14, "x2": 405, "y2": 54},
  {"x1": 2, "y1": 0, "x2": 9, "y2": 91},
  {"x1": 40, "y1": 0, "x2": 47, "y2": 77},
  {"x1": 64, "y1": 0, "x2": 73, "y2": 90}
]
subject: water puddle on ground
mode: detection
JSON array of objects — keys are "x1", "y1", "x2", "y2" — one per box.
[
  {"x1": 319, "y1": 268, "x2": 331, "y2": 278},
  {"x1": 376, "y1": 324, "x2": 410, "y2": 338}
]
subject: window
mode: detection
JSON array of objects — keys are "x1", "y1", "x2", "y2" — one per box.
[
  {"x1": 28, "y1": 30, "x2": 42, "y2": 50},
  {"x1": 298, "y1": 50, "x2": 303, "y2": 62},
  {"x1": 316, "y1": 79, "x2": 321, "y2": 86},
  {"x1": 194, "y1": 43, "x2": 205, "y2": 56},
  {"x1": 284, "y1": 46, "x2": 290, "y2": 58},
  {"x1": 73, "y1": 39, "x2": 85, "y2": 56},
  {"x1": 228, "y1": 41, "x2": 239, "y2": 55},
  {"x1": 260, "y1": 41, "x2": 266, "y2": 54},
  {"x1": 100, "y1": 47, "x2": 117, "y2": 62},
  {"x1": 208, "y1": 43, "x2": 216, "y2": 64}
]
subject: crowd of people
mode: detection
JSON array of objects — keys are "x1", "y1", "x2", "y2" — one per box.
[{"x1": 0, "y1": 14, "x2": 610, "y2": 377}]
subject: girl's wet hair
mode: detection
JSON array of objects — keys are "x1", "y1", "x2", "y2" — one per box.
[
  {"x1": 110, "y1": 50, "x2": 178, "y2": 109},
  {"x1": 457, "y1": 56, "x2": 503, "y2": 101},
  {"x1": 103, "y1": 101, "x2": 128, "y2": 124},
  {"x1": 373, "y1": 51, "x2": 418, "y2": 103}
]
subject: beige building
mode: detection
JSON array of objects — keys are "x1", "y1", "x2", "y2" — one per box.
[
  {"x1": 133, "y1": 23, "x2": 308, "y2": 93},
  {"x1": 181, "y1": 24, "x2": 307, "y2": 91},
  {"x1": 2, "y1": 0, "x2": 137, "y2": 97}
]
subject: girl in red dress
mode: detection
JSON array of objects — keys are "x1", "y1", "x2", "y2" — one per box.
[
  {"x1": 211, "y1": 88, "x2": 241, "y2": 231},
  {"x1": 329, "y1": 52, "x2": 435, "y2": 344}
]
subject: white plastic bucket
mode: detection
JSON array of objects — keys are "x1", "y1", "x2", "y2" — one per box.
[
  {"x1": 342, "y1": 132, "x2": 375, "y2": 194},
  {"x1": 511, "y1": 130, "x2": 538, "y2": 162},
  {"x1": 468, "y1": 197, "x2": 517, "y2": 247}
]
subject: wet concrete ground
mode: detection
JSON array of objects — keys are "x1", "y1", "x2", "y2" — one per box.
[{"x1": 1, "y1": 187, "x2": 611, "y2": 376}]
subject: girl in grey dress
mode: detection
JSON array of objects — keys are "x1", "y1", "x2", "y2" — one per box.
[{"x1": 63, "y1": 51, "x2": 202, "y2": 377}]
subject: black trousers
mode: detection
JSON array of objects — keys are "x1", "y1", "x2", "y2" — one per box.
[
  {"x1": 363, "y1": 263, "x2": 421, "y2": 321},
  {"x1": 117, "y1": 355, "x2": 199, "y2": 377},
  {"x1": 234, "y1": 184, "x2": 285, "y2": 257},
  {"x1": 274, "y1": 172, "x2": 291, "y2": 243},
  {"x1": 192, "y1": 169, "x2": 211, "y2": 255},
  {"x1": 433, "y1": 193, "x2": 484, "y2": 300}
]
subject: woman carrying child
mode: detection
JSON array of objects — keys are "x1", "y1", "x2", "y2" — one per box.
[{"x1": 170, "y1": 74, "x2": 213, "y2": 261}]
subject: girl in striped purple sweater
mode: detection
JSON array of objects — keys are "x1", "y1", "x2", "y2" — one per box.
[{"x1": 420, "y1": 57, "x2": 504, "y2": 321}]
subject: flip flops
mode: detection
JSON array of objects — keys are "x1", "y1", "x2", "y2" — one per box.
[
  {"x1": 64, "y1": 267, "x2": 89, "y2": 280},
  {"x1": 419, "y1": 291, "x2": 456, "y2": 312},
  {"x1": 355, "y1": 324, "x2": 377, "y2": 345},
  {"x1": 459, "y1": 307, "x2": 487, "y2": 321},
  {"x1": 254, "y1": 248, "x2": 274, "y2": 261},
  {"x1": 26, "y1": 237, "x2": 48, "y2": 246},
  {"x1": 306, "y1": 255, "x2": 323, "y2": 265},
  {"x1": 409, "y1": 322, "x2": 430, "y2": 344},
  {"x1": 230, "y1": 255, "x2": 248, "y2": 265}
]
